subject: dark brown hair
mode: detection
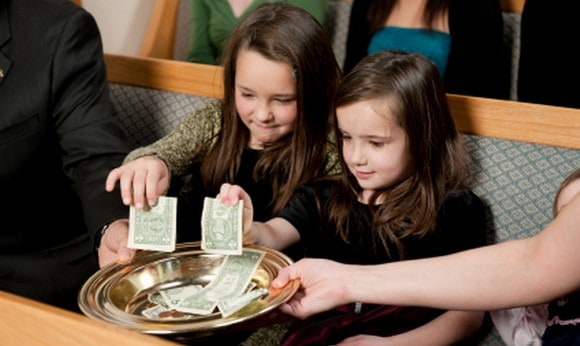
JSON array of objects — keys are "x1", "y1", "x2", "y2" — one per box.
[
  {"x1": 366, "y1": 0, "x2": 450, "y2": 33},
  {"x1": 201, "y1": 3, "x2": 340, "y2": 214},
  {"x1": 328, "y1": 50, "x2": 470, "y2": 259}
]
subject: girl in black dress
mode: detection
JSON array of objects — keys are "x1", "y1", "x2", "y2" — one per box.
[{"x1": 220, "y1": 50, "x2": 489, "y2": 345}]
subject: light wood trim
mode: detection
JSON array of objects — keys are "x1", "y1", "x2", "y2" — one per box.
[
  {"x1": 447, "y1": 94, "x2": 580, "y2": 149},
  {"x1": 105, "y1": 54, "x2": 223, "y2": 98},
  {"x1": 138, "y1": 0, "x2": 179, "y2": 59},
  {"x1": 104, "y1": 54, "x2": 580, "y2": 149},
  {"x1": 0, "y1": 290, "x2": 179, "y2": 345},
  {"x1": 500, "y1": 0, "x2": 525, "y2": 13}
]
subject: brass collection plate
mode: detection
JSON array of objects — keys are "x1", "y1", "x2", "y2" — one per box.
[{"x1": 78, "y1": 242, "x2": 299, "y2": 340}]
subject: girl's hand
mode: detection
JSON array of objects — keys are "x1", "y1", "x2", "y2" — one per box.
[
  {"x1": 217, "y1": 183, "x2": 255, "y2": 244},
  {"x1": 106, "y1": 156, "x2": 170, "y2": 209}
]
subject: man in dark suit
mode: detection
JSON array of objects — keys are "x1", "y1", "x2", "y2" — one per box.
[{"x1": 0, "y1": 0, "x2": 130, "y2": 311}]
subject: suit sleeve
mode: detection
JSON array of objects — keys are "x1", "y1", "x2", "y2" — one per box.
[{"x1": 51, "y1": 9, "x2": 130, "y2": 245}]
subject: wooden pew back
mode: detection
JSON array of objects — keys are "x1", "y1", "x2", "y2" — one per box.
[{"x1": 105, "y1": 54, "x2": 579, "y2": 149}]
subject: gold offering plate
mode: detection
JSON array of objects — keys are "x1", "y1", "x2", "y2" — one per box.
[{"x1": 78, "y1": 242, "x2": 299, "y2": 339}]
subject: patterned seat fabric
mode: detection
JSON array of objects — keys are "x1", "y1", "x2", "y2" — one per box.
[
  {"x1": 110, "y1": 83, "x2": 211, "y2": 148},
  {"x1": 463, "y1": 134, "x2": 580, "y2": 243}
]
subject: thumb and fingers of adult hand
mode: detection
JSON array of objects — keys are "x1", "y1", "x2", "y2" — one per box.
[{"x1": 98, "y1": 220, "x2": 134, "y2": 267}]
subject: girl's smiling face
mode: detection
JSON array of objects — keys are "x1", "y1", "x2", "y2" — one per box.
[
  {"x1": 337, "y1": 99, "x2": 411, "y2": 204},
  {"x1": 235, "y1": 49, "x2": 298, "y2": 149}
]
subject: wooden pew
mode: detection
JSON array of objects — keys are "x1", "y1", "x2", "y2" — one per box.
[
  {"x1": 104, "y1": 54, "x2": 580, "y2": 150},
  {"x1": 0, "y1": 291, "x2": 178, "y2": 345},
  {"x1": 500, "y1": 0, "x2": 525, "y2": 13}
]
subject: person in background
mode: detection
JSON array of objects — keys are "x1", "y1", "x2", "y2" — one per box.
[
  {"x1": 271, "y1": 169, "x2": 580, "y2": 345},
  {"x1": 343, "y1": 0, "x2": 510, "y2": 100},
  {"x1": 188, "y1": 0, "x2": 328, "y2": 64},
  {"x1": 0, "y1": 0, "x2": 130, "y2": 312},
  {"x1": 490, "y1": 169, "x2": 580, "y2": 345},
  {"x1": 517, "y1": 0, "x2": 580, "y2": 108},
  {"x1": 220, "y1": 50, "x2": 488, "y2": 345},
  {"x1": 104, "y1": 3, "x2": 341, "y2": 264}
]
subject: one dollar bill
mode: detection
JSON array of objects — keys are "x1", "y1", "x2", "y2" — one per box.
[
  {"x1": 128, "y1": 196, "x2": 177, "y2": 252},
  {"x1": 176, "y1": 249, "x2": 265, "y2": 315},
  {"x1": 201, "y1": 197, "x2": 243, "y2": 255}
]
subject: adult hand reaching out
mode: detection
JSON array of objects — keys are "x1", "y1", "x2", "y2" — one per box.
[{"x1": 271, "y1": 258, "x2": 355, "y2": 319}]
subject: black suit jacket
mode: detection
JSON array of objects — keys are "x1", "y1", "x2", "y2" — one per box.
[{"x1": 0, "y1": 0, "x2": 129, "y2": 310}]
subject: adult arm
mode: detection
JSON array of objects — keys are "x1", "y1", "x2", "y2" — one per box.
[
  {"x1": 53, "y1": 9, "x2": 130, "y2": 248},
  {"x1": 273, "y1": 191, "x2": 580, "y2": 318}
]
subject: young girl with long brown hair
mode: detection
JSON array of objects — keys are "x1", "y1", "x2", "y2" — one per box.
[
  {"x1": 220, "y1": 50, "x2": 488, "y2": 344},
  {"x1": 102, "y1": 3, "x2": 340, "y2": 264}
]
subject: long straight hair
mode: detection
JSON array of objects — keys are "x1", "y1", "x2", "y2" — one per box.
[
  {"x1": 201, "y1": 3, "x2": 340, "y2": 214},
  {"x1": 328, "y1": 50, "x2": 471, "y2": 259}
]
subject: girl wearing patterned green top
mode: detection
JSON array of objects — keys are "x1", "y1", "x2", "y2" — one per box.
[{"x1": 102, "y1": 3, "x2": 340, "y2": 266}]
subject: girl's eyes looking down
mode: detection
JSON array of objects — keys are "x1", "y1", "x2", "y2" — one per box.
[
  {"x1": 338, "y1": 131, "x2": 351, "y2": 141},
  {"x1": 338, "y1": 131, "x2": 386, "y2": 147},
  {"x1": 239, "y1": 91, "x2": 294, "y2": 105}
]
